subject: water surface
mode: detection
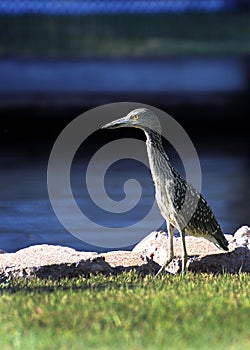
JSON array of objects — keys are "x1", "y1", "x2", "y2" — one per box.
[{"x1": 0, "y1": 144, "x2": 248, "y2": 252}]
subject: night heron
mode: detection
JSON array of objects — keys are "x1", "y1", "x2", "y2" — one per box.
[{"x1": 102, "y1": 108, "x2": 229, "y2": 273}]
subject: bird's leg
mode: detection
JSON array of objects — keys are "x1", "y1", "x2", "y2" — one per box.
[
  {"x1": 180, "y1": 230, "x2": 188, "y2": 274},
  {"x1": 155, "y1": 222, "x2": 174, "y2": 276}
]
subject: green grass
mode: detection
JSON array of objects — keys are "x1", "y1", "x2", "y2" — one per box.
[
  {"x1": 1, "y1": 12, "x2": 250, "y2": 57},
  {"x1": 0, "y1": 272, "x2": 250, "y2": 350}
]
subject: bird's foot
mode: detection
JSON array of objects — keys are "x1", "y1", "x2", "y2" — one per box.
[
  {"x1": 155, "y1": 255, "x2": 188, "y2": 277},
  {"x1": 155, "y1": 256, "x2": 174, "y2": 277}
]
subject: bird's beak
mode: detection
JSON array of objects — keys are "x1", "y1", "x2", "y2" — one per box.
[{"x1": 102, "y1": 117, "x2": 128, "y2": 130}]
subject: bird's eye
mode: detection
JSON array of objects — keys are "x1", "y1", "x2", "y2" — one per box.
[{"x1": 132, "y1": 115, "x2": 139, "y2": 121}]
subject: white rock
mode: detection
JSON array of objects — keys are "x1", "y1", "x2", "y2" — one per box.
[
  {"x1": 132, "y1": 230, "x2": 169, "y2": 266},
  {"x1": 233, "y1": 226, "x2": 250, "y2": 248}
]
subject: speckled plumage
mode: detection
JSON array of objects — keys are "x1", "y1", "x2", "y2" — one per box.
[
  {"x1": 102, "y1": 108, "x2": 229, "y2": 273},
  {"x1": 145, "y1": 126, "x2": 228, "y2": 249}
]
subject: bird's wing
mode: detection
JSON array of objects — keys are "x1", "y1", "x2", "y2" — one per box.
[
  {"x1": 183, "y1": 186, "x2": 228, "y2": 250},
  {"x1": 171, "y1": 178, "x2": 221, "y2": 236}
]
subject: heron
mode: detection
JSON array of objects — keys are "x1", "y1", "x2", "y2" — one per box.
[{"x1": 102, "y1": 108, "x2": 229, "y2": 274}]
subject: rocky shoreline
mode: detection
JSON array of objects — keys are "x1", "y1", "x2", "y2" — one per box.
[{"x1": 0, "y1": 226, "x2": 249, "y2": 281}]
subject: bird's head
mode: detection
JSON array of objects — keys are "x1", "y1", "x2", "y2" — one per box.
[{"x1": 102, "y1": 108, "x2": 162, "y2": 135}]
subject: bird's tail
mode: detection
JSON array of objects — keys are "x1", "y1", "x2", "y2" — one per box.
[{"x1": 214, "y1": 231, "x2": 229, "y2": 251}]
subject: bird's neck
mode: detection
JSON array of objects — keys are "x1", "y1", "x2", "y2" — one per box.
[{"x1": 144, "y1": 129, "x2": 172, "y2": 181}]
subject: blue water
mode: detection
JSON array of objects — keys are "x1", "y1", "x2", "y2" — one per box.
[{"x1": 0, "y1": 145, "x2": 248, "y2": 253}]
